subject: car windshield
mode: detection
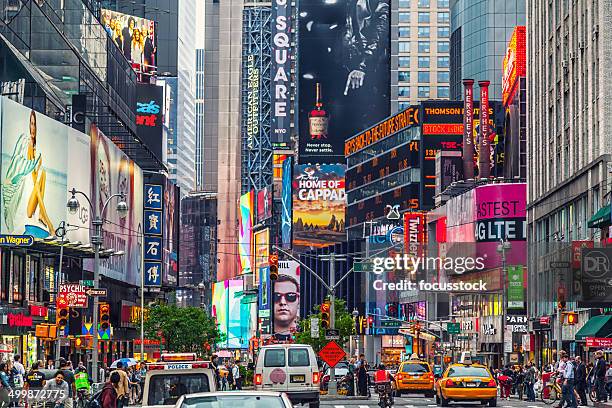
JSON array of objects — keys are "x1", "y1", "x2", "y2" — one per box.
[
  {"x1": 180, "y1": 395, "x2": 286, "y2": 408},
  {"x1": 447, "y1": 366, "x2": 490, "y2": 378},
  {"x1": 401, "y1": 363, "x2": 430, "y2": 374},
  {"x1": 147, "y1": 374, "x2": 211, "y2": 406}
]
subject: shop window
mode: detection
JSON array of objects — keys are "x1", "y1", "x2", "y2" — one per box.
[
  {"x1": 12, "y1": 254, "x2": 24, "y2": 303},
  {"x1": 0, "y1": 251, "x2": 8, "y2": 301}
]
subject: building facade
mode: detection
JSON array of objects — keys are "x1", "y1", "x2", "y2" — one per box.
[
  {"x1": 393, "y1": 0, "x2": 451, "y2": 112},
  {"x1": 449, "y1": 0, "x2": 525, "y2": 100},
  {"x1": 526, "y1": 0, "x2": 612, "y2": 361}
]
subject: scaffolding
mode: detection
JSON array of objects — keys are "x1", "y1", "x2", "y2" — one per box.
[{"x1": 241, "y1": 6, "x2": 273, "y2": 195}]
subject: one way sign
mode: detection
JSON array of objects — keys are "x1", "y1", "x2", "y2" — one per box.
[{"x1": 86, "y1": 288, "x2": 107, "y2": 297}]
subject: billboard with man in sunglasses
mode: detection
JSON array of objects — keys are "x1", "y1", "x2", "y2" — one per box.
[{"x1": 273, "y1": 260, "x2": 301, "y2": 341}]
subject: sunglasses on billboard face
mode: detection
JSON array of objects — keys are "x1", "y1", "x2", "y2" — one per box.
[{"x1": 274, "y1": 292, "x2": 299, "y2": 303}]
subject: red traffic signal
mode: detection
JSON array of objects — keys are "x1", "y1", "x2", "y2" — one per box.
[
  {"x1": 99, "y1": 304, "x2": 110, "y2": 330},
  {"x1": 367, "y1": 316, "x2": 374, "y2": 328}
]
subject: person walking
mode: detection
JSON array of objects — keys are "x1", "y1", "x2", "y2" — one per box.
[
  {"x1": 575, "y1": 356, "x2": 588, "y2": 406},
  {"x1": 606, "y1": 362, "x2": 612, "y2": 401},
  {"x1": 594, "y1": 350, "x2": 607, "y2": 402},
  {"x1": 59, "y1": 359, "x2": 76, "y2": 408},
  {"x1": 210, "y1": 355, "x2": 220, "y2": 390},
  {"x1": 226, "y1": 362, "x2": 233, "y2": 391},
  {"x1": 355, "y1": 354, "x2": 368, "y2": 397},
  {"x1": 232, "y1": 361, "x2": 242, "y2": 390},
  {"x1": 110, "y1": 362, "x2": 129, "y2": 408},
  {"x1": 0, "y1": 363, "x2": 12, "y2": 408},
  {"x1": 525, "y1": 362, "x2": 537, "y2": 402},
  {"x1": 557, "y1": 354, "x2": 577, "y2": 408},
  {"x1": 100, "y1": 372, "x2": 121, "y2": 408}
]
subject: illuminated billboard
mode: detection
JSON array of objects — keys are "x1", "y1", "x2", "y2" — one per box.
[
  {"x1": 292, "y1": 164, "x2": 346, "y2": 251},
  {"x1": 281, "y1": 157, "x2": 293, "y2": 248},
  {"x1": 238, "y1": 191, "x2": 254, "y2": 274},
  {"x1": 298, "y1": 0, "x2": 391, "y2": 162},
  {"x1": 253, "y1": 228, "x2": 269, "y2": 285},
  {"x1": 273, "y1": 260, "x2": 301, "y2": 340},
  {"x1": 101, "y1": 9, "x2": 157, "y2": 73},
  {"x1": 502, "y1": 26, "x2": 526, "y2": 106},
  {"x1": 212, "y1": 279, "x2": 249, "y2": 349},
  {"x1": 256, "y1": 187, "x2": 272, "y2": 223}
]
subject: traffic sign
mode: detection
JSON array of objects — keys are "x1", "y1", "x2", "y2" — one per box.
[
  {"x1": 353, "y1": 261, "x2": 373, "y2": 272},
  {"x1": 80, "y1": 280, "x2": 95, "y2": 288},
  {"x1": 85, "y1": 288, "x2": 107, "y2": 297},
  {"x1": 447, "y1": 322, "x2": 460, "y2": 334},
  {"x1": 381, "y1": 320, "x2": 401, "y2": 328},
  {"x1": 318, "y1": 341, "x2": 345, "y2": 368},
  {"x1": 549, "y1": 261, "x2": 570, "y2": 269},
  {"x1": 58, "y1": 283, "x2": 88, "y2": 308},
  {"x1": 325, "y1": 329, "x2": 340, "y2": 340},
  {"x1": 311, "y1": 318, "x2": 319, "y2": 338}
]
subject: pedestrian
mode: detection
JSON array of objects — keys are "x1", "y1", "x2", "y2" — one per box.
[
  {"x1": 594, "y1": 350, "x2": 607, "y2": 402},
  {"x1": 110, "y1": 362, "x2": 129, "y2": 408},
  {"x1": 100, "y1": 371, "x2": 121, "y2": 408},
  {"x1": 575, "y1": 356, "x2": 588, "y2": 406},
  {"x1": 355, "y1": 354, "x2": 368, "y2": 397},
  {"x1": 42, "y1": 371, "x2": 70, "y2": 408},
  {"x1": 210, "y1": 355, "x2": 220, "y2": 389},
  {"x1": 25, "y1": 362, "x2": 46, "y2": 408},
  {"x1": 232, "y1": 361, "x2": 242, "y2": 390},
  {"x1": 557, "y1": 354, "x2": 577, "y2": 408},
  {"x1": 525, "y1": 361, "x2": 537, "y2": 402},
  {"x1": 59, "y1": 358, "x2": 76, "y2": 408},
  {"x1": 46, "y1": 359, "x2": 55, "y2": 370},
  {"x1": 606, "y1": 361, "x2": 612, "y2": 401},
  {"x1": 0, "y1": 362, "x2": 12, "y2": 408},
  {"x1": 12, "y1": 356, "x2": 25, "y2": 387},
  {"x1": 498, "y1": 365, "x2": 513, "y2": 400}
]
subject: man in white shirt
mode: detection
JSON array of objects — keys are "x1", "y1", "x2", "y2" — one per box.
[
  {"x1": 231, "y1": 361, "x2": 242, "y2": 390},
  {"x1": 12, "y1": 355, "x2": 25, "y2": 387}
]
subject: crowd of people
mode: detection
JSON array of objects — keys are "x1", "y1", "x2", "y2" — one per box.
[
  {"x1": 493, "y1": 350, "x2": 612, "y2": 407},
  {"x1": 209, "y1": 355, "x2": 243, "y2": 391},
  {"x1": 0, "y1": 356, "x2": 147, "y2": 408}
]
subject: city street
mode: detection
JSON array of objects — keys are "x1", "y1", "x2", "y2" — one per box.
[{"x1": 321, "y1": 395, "x2": 548, "y2": 407}]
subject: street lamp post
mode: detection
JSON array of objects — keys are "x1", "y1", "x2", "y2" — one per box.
[
  {"x1": 67, "y1": 188, "x2": 128, "y2": 383},
  {"x1": 497, "y1": 238, "x2": 512, "y2": 366}
]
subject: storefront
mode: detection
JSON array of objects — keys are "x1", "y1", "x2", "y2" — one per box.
[
  {"x1": 0, "y1": 308, "x2": 38, "y2": 364},
  {"x1": 478, "y1": 315, "x2": 503, "y2": 368},
  {"x1": 381, "y1": 335, "x2": 405, "y2": 366}
]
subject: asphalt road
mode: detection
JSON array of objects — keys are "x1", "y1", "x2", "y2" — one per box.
[{"x1": 320, "y1": 394, "x2": 551, "y2": 407}]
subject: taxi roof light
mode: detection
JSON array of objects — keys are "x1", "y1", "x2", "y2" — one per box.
[{"x1": 459, "y1": 351, "x2": 473, "y2": 365}]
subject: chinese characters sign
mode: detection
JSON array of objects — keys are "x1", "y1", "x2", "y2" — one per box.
[{"x1": 144, "y1": 184, "x2": 163, "y2": 286}]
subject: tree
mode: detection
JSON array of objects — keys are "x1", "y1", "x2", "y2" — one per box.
[
  {"x1": 144, "y1": 304, "x2": 224, "y2": 357},
  {"x1": 294, "y1": 298, "x2": 355, "y2": 353}
]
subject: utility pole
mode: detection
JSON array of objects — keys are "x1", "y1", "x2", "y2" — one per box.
[
  {"x1": 497, "y1": 238, "x2": 511, "y2": 366},
  {"x1": 328, "y1": 252, "x2": 337, "y2": 394}
]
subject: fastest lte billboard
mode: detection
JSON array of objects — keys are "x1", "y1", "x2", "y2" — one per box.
[{"x1": 298, "y1": 0, "x2": 391, "y2": 162}]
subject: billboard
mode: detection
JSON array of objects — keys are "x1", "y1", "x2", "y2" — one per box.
[
  {"x1": 258, "y1": 266, "x2": 272, "y2": 334},
  {"x1": 502, "y1": 26, "x2": 526, "y2": 106},
  {"x1": 244, "y1": 53, "x2": 261, "y2": 151},
  {"x1": 143, "y1": 183, "x2": 163, "y2": 286},
  {"x1": 298, "y1": 0, "x2": 390, "y2": 162},
  {"x1": 101, "y1": 9, "x2": 157, "y2": 72},
  {"x1": 281, "y1": 157, "x2": 293, "y2": 248},
  {"x1": 136, "y1": 84, "x2": 164, "y2": 161},
  {"x1": 253, "y1": 228, "x2": 269, "y2": 285},
  {"x1": 163, "y1": 178, "x2": 179, "y2": 286},
  {"x1": 0, "y1": 98, "x2": 143, "y2": 286},
  {"x1": 273, "y1": 260, "x2": 301, "y2": 340},
  {"x1": 238, "y1": 191, "x2": 254, "y2": 274},
  {"x1": 212, "y1": 279, "x2": 248, "y2": 349},
  {"x1": 271, "y1": 0, "x2": 292, "y2": 146},
  {"x1": 256, "y1": 187, "x2": 273, "y2": 223},
  {"x1": 292, "y1": 164, "x2": 346, "y2": 251}
]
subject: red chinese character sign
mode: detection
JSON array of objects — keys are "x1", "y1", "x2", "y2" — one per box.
[{"x1": 318, "y1": 341, "x2": 346, "y2": 368}]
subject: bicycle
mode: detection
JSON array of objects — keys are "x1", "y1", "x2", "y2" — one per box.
[{"x1": 541, "y1": 374, "x2": 562, "y2": 405}]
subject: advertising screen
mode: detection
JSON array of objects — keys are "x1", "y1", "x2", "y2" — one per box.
[
  {"x1": 239, "y1": 192, "x2": 254, "y2": 275},
  {"x1": 163, "y1": 179, "x2": 179, "y2": 286},
  {"x1": 253, "y1": 228, "x2": 269, "y2": 285},
  {"x1": 101, "y1": 9, "x2": 157, "y2": 72},
  {"x1": 292, "y1": 163, "x2": 346, "y2": 251},
  {"x1": 271, "y1": 0, "x2": 292, "y2": 146},
  {"x1": 258, "y1": 266, "x2": 272, "y2": 334},
  {"x1": 0, "y1": 97, "x2": 144, "y2": 286},
  {"x1": 281, "y1": 157, "x2": 293, "y2": 248},
  {"x1": 256, "y1": 187, "x2": 273, "y2": 223},
  {"x1": 212, "y1": 279, "x2": 249, "y2": 349},
  {"x1": 298, "y1": 0, "x2": 390, "y2": 163},
  {"x1": 273, "y1": 260, "x2": 301, "y2": 340},
  {"x1": 136, "y1": 84, "x2": 164, "y2": 161}
]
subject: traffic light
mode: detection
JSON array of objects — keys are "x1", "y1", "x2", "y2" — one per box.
[
  {"x1": 563, "y1": 312, "x2": 578, "y2": 325},
  {"x1": 320, "y1": 302, "x2": 330, "y2": 329},
  {"x1": 367, "y1": 316, "x2": 374, "y2": 328},
  {"x1": 557, "y1": 301, "x2": 567, "y2": 310},
  {"x1": 269, "y1": 253, "x2": 279, "y2": 280},
  {"x1": 56, "y1": 304, "x2": 69, "y2": 329},
  {"x1": 99, "y1": 304, "x2": 110, "y2": 330}
]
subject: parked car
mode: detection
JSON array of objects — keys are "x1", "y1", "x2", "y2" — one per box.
[{"x1": 173, "y1": 391, "x2": 293, "y2": 408}]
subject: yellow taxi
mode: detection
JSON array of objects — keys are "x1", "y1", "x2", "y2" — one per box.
[
  {"x1": 435, "y1": 353, "x2": 497, "y2": 407},
  {"x1": 394, "y1": 358, "x2": 435, "y2": 397}
]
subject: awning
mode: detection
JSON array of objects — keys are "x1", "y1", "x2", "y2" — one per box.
[
  {"x1": 575, "y1": 315, "x2": 612, "y2": 341},
  {"x1": 587, "y1": 205, "x2": 611, "y2": 228}
]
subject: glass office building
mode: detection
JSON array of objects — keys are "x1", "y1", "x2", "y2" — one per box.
[{"x1": 449, "y1": 0, "x2": 525, "y2": 100}]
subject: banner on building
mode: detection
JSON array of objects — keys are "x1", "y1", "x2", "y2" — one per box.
[
  {"x1": 273, "y1": 260, "x2": 301, "y2": 341},
  {"x1": 239, "y1": 192, "x2": 254, "y2": 274},
  {"x1": 292, "y1": 164, "x2": 346, "y2": 251},
  {"x1": 281, "y1": 157, "x2": 293, "y2": 248},
  {"x1": 136, "y1": 84, "x2": 164, "y2": 161},
  {"x1": 298, "y1": 0, "x2": 391, "y2": 162},
  {"x1": 271, "y1": 0, "x2": 292, "y2": 146},
  {"x1": 143, "y1": 183, "x2": 163, "y2": 286},
  {"x1": 507, "y1": 265, "x2": 525, "y2": 309}
]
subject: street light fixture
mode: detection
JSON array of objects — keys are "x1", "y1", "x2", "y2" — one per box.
[
  {"x1": 497, "y1": 238, "x2": 512, "y2": 366},
  {"x1": 66, "y1": 187, "x2": 128, "y2": 384}
]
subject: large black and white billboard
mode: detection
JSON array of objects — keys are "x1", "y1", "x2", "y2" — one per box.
[{"x1": 298, "y1": 0, "x2": 390, "y2": 163}]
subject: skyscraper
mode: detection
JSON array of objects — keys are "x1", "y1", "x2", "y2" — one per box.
[
  {"x1": 449, "y1": 0, "x2": 525, "y2": 100},
  {"x1": 393, "y1": 0, "x2": 451, "y2": 112}
]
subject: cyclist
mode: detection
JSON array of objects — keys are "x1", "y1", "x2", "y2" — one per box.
[
  {"x1": 74, "y1": 364, "x2": 91, "y2": 408},
  {"x1": 374, "y1": 364, "x2": 395, "y2": 406}
]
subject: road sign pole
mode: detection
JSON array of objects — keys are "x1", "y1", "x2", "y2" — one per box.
[{"x1": 328, "y1": 252, "x2": 337, "y2": 395}]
